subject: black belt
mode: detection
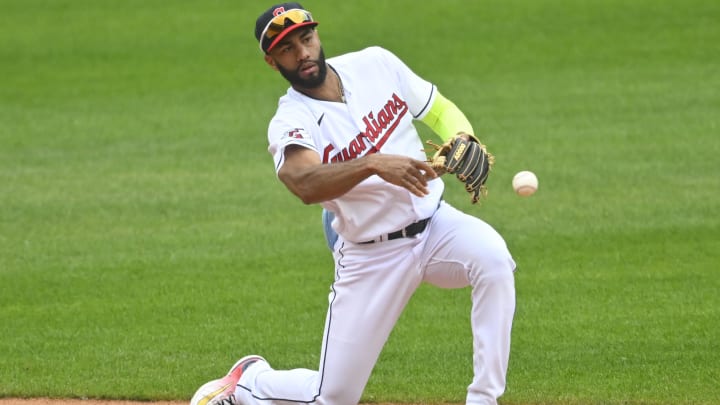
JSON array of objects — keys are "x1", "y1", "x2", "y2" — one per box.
[{"x1": 359, "y1": 217, "x2": 431, "y2": 244}]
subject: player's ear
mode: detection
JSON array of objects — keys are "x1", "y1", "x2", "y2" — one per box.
[{"x1": 264, "y1": 54, "x2": 279, "y2": 71}]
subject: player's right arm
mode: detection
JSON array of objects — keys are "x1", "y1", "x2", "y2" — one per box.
[{"x1": 278, "y1": 145, "x2": 437, "y2": 204}]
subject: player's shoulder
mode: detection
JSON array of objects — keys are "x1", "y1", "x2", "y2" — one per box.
[
  {"x1": 330, "y1": 46, "x2": 388, "y2": 59},
  {"x1": 275, "y1": 86, "x2": 313, "y2": 110},
  {"x1": 273, "y1": 93, "x2": 299, "y2": 116},
  {"x1": 328, "y1": 46, "x2": 396, "y2": 66},
  {"x1": 270, "y1": 91, "x2": 317, "y2": 126}
]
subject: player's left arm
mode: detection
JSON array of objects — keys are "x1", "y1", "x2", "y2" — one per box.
[
  {"x1": 420, "y1": 91, "x2": 479, "y2": 143},
  {"x1": 375, "y1": 47, "x2": 476, "y2": 142},
  {"x1": 421, "y1": 92, "x2": 495, "y2": 203}
]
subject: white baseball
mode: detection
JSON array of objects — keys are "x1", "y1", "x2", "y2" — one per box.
[{"x1": 512, "y1": 170, "x2": 538, "y2": 197}]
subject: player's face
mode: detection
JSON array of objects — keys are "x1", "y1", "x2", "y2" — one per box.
[{"x1": 265, "y1": 28, "x2": 327, "y2": 89}]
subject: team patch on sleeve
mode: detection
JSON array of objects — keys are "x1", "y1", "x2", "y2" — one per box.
[{"x1": 282, "y1": 127, "x2": 310, "y2": 141}]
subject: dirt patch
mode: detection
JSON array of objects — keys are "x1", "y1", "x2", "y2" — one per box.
[
  {"x1": 0, "y1": 401, "x2": 432, "y2": 405},
  {"x1": 0, "y1": 398, "x2": 190, "y2": 405},
  {"x1": 0, "y1": 401, "x2": 186, "y2": 405}
]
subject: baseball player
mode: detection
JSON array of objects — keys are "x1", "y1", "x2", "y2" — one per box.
[{"x1": 191, "y1": 3, "x2": 516, "y2": 405}]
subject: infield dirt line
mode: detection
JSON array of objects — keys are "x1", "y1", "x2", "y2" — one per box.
[{"x1": 0, "y1": 400, "x2": 449, "y2": 405}]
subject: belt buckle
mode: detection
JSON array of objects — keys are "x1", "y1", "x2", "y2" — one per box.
[{"x1": 401, "y1": 227, "x2": 408, "y2": 238}]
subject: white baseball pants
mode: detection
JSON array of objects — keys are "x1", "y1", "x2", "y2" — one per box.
[{"x1": 235, "y1": 201, "x2": 516, "y2": 405}]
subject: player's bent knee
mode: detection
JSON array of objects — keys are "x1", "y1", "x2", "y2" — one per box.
[{"x1": 468, "y1": 246, "x2": 516, "y2": 285}]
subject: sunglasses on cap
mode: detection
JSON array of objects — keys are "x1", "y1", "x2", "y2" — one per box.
[{"x1": 259, "y1": 9, "x2": 315, "y2": 51}]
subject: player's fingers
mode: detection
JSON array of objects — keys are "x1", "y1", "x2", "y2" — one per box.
[
  {"x1": 416, "y1": 167, "x2": 437, "y2": 183},
  {"x1": 415, "y1": 160, "x2": 438, "y2": 179},
  {"x1": 413, "y1": 171, "x2": 428, "y2": 187},
  {"x1": 409, "y1": 161, "x2": 436, "y2": 187},
  {"x1": 408, "y1": 184, "x2": 428, "y2": 197},
  {"x1": 404, "y1": 174, "x2": 429, "y2": 196},
  {"x1": 423, "y1": 171, "x2": 437, "y2": 182}
]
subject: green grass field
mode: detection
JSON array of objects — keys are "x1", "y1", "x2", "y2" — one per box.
[{"x1": 1, "y1": 0, "x2": 719, "y2": 404}]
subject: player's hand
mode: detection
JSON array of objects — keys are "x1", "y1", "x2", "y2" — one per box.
[
  {"x1": 457, "y1": 131, "x2": 474, "y2": 142},
  {"x1": 367, "y1": 154, "x2": 438, "y2": 197},
  {"x1": 426, "y1": 133, "x2": 493, "y2": 204}
]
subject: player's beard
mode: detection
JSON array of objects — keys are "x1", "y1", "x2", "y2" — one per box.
[{"x1": 277, "y1": 48, "x2": 327, "y2": 89}]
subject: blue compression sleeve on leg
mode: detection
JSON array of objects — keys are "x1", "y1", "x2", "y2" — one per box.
[{"x1": 420, "y1": 91, "x2": 476, "y2": 142}]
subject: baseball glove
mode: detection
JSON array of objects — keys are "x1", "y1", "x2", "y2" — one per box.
[{"x1": 427, "y1": 134, "x2": 494, "y2": 204}]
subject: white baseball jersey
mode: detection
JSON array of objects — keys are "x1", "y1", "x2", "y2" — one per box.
[{"x1": 267, "y1": 46, "x2": 445, "y2": 242}]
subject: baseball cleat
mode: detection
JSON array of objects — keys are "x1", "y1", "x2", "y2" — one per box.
[{"x1": 190, "y1": 355, "x2": 266, "y2": 405}]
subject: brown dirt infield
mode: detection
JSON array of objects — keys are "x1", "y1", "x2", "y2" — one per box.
[
  {"x1": 0, "y1": 401, "x2": 186, "y2": 405},
  {"x1": 0, "y1": 401, "x2": 435, "y2": 405}
]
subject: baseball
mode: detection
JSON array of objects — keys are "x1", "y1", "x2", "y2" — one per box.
[{"x1": 512, "y1": 170, "x2": 538, "y2": 197}]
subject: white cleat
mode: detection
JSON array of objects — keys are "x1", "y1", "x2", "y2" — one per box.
[{"x1": 190, "y1": 355, "x2": 266, "y2": 405}]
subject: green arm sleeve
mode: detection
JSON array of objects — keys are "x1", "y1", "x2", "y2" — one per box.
[{"x1": 420, "y1": 91, "x2": 475, "y2": 142}]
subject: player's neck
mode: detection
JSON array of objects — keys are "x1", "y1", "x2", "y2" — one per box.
[{"x1": 293, "y1": 64, "x2": 345, "y2": 103}]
